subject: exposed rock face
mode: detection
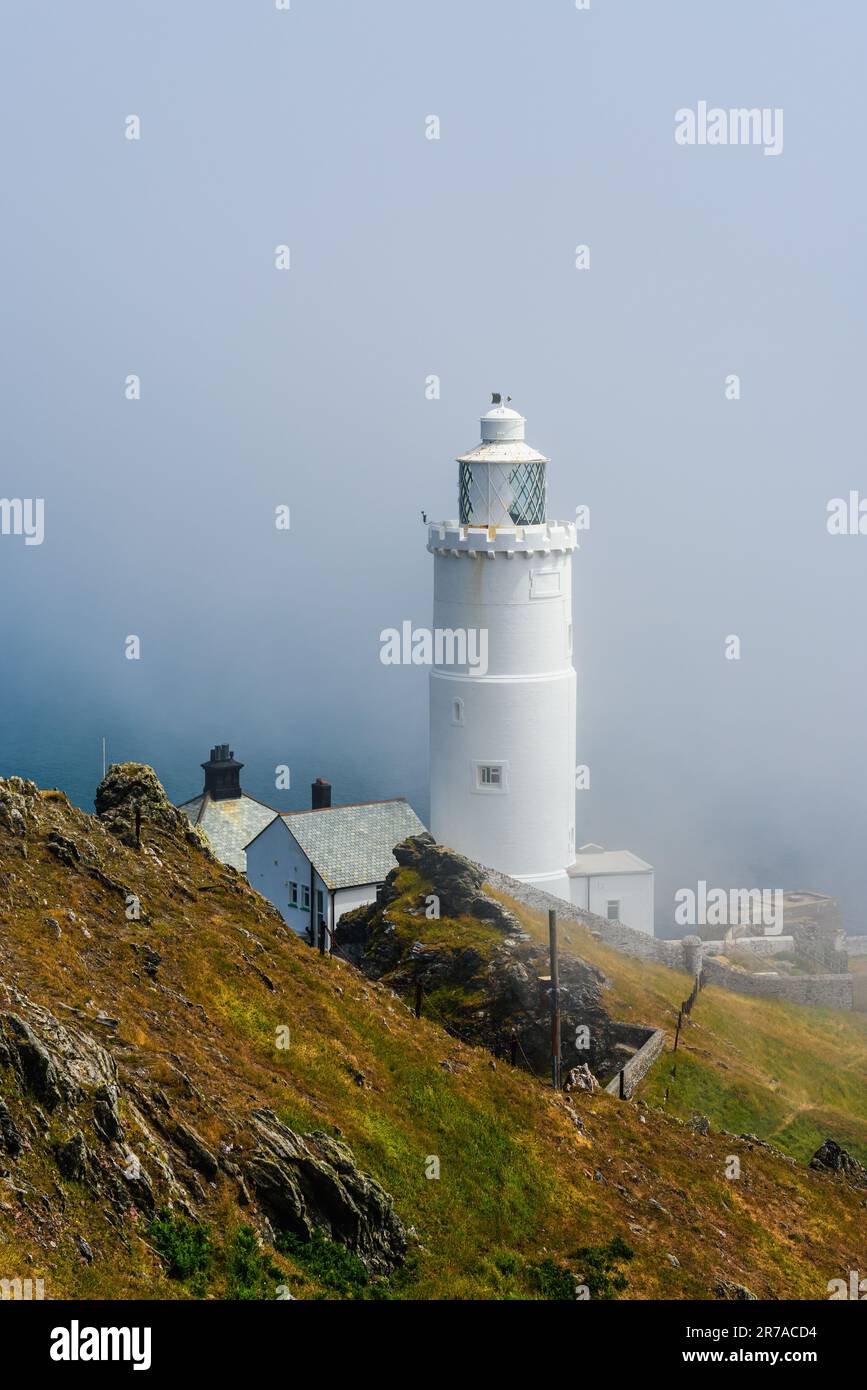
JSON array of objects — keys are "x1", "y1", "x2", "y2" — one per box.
[
  {"x1": 243, "y1": 1109, "x2": 406, "y2": 1276},
  {"x1": 334, "y1": 835, "x2": 623, "y2": 1080},
  {"x1": 0, "y1": 988, "x2": 405, "y2": 1276},
  {"x1": 810, "y1": 1138, "x2": 867, "y2": 1186},
  {"x1": 95, "y1": 763, "x2": 210, "y2": 855}
]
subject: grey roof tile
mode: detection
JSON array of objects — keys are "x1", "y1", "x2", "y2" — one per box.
[
  {"x1": 279, "y1": 800, "x2": 427, "y2": 890},
  {"x1": 178, "y1": 793, "x2": 277, "y2": 872}
]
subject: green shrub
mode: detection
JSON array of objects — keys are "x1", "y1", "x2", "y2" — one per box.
[
  {"x1": 148, "y1": 1211, "x2": 212, "y2": 1282},
  {"x1": 573, "y1": 1236, "x2": 634, "y2": 1299},
  {"x1": 275, "y1": 1228, "x2": 370, "y2": 1298},
  {"x1": 528, "y1": 1257, "x2": 577, "y2": 1300},
  {"x1": 226, "y1": 1225, "x2": 284, "y2": 1300}
]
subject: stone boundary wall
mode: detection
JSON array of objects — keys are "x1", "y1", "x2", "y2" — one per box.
[
  {"x1": 483, "y1": 866, "x2": 853, "y2": 1010},
  {"x1": 700, "y1": 958, "x2": 854, "y2": 1009},
  {"x1": 604, "y1": 1028, "x2": 667, "y2": 1099},
  {"x1": 703, "y1": 935, "x2": 794, "y2": 957},
  {"x1": 843, "y1": 937, "x2": 867, "y2": 957}
]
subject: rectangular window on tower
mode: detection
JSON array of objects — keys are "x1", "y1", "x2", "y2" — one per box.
[
  {"x1": 606, "y1": 899, "x2": 621, "y2": 922},
  {"x1": 474, "y1": 761, "x2": 509, "y2": 793},
  {"x1": 289, "y1": 881, "x2": 298, "y2": 908}
]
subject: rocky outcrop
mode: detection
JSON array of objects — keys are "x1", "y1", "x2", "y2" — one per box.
[
  {"x1": 243, "y1": 1109, "x2": 406, "y2": 1276},
  {"x1": 0, "y1": 984, "x2": 406, "y2": 1278},
  {"x1": 95, "y1": 763, "x2": 211, "y2": 855},
  {"x1": 809, "y1": 1138, "x2": 867, "y2": 1186},
  {"x1": 334, "y1": 835, "x2": 627, "y2": 1080}
]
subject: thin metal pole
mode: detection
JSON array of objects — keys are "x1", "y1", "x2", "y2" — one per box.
[{"x1": 549, "y1": 908, "x2": 561, "y2": 1090}]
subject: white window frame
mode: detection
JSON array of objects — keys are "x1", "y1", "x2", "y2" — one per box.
[
  {"x1": 606, "y1": 899, "x2": 621, "y2": 922},
  {"x1": 301, "y1": 884, "x2": 311, "y2": 911},
  {"x1": 473, "y1": 760, "x2": 509, "y2": 794},
  {"x1": 289, "y1": 881, "x2": 298, "y2": 908},
  {"x1": 529, "y1": 568, "x2": 561, "y2": 599}
]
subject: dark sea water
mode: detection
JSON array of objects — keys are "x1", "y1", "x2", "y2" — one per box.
[{"x1": 0, "y1": 725, "x2": 430, "y2": 828}]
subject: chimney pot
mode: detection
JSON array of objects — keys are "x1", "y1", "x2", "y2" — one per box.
[{"x1": 311, "y1": 778, "x2": 332, "y2": 810}]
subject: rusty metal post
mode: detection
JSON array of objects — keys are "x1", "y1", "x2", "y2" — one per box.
[{"x1": 549, "y1": 909, "x2": 561, "y2": 1090}]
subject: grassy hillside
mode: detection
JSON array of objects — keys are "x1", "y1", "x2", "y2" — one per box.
[
  {"x1": 490, "y1": 889, "x2": 867, "y2": 1166},
  {"x1": 0, "y1": 772, "x2": 865, "y2": 1300}
]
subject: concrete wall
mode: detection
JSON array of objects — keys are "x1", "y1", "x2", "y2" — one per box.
[{"x1": 604, "y1": 1029, "x2": 667, "y2": 1099}]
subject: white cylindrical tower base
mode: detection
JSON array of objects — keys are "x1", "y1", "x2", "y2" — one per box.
[{"x1": 428, "y1": 521, "x2": 577, "y2": 881}]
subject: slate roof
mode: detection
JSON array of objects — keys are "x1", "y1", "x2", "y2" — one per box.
[
  {"x1": 268, "y1": 799, "x2": 427, "y2": 891},
  {"x1": 178, "y1": 792, "x2": 277, "y2": 872}
]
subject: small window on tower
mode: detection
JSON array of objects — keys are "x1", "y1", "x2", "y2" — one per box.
[
  {"x1": 452, "y1": 698, "x2": 464, "y2": 725},
  {"x1": 475, "y1": 761, "x2": 508, "y2": 793},
  {"x1": 606, "y1": 899, "x2": 621, "y2": 922}
]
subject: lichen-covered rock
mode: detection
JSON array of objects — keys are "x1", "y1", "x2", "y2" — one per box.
[
  {"x1": 95, "y1": 763, "x2": 211, "y2": 854},
  {"x1": 243, "y1": 1108, "x2": 406, "y2": 1276}
]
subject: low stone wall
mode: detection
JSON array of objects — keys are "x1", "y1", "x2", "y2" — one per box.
[
  {"x1": 701, "y1": 958, "x2": 854, "y2": 1009},
  {"x1": 843, "y1": 937, "x2": 867, "y2": 957},
  {"x1": 604, "y1": 1028, "x2": 667, "y2": 1099},
  {"x1": 702, "y1": 935, "x2": 794, "y2": 957}
]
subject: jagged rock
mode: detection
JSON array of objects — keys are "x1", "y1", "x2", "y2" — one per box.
[
  {"x1": 0, "y1": 1097, "x2": 24, "y2": 1157},
  {"x1": 809, "y1": 1138, "x2": 867, "y2": 1185},
  {"x1": 95, "y1": 763, "x2": 210, "y2": 854},
  {"x1": 75, "y1": 1235, "x2": 94, "y2": 1263},
  {"x1": 0, "y1": 784, "x2": 29, "y2": 837},
  {"x1": 243, "y1": 1108, "x2": 406, "y2": 1276},
  {"x1": 172, "y1": 1122, "x2": 218, "y2": 1180},
  {"x1": 714, "y1": 1280, "x2": 757, "y2": 1300},
  {"x1": 2, "y1": 1014, "x2": 68, "y2": 1110},
  {"x1": 56, "y1": 1131, "x2": 90, "y2": 1182},
  {"x1": 564, "y1": 1064, "x2": 599, "y2": 1095},
  {"x1": 334, "y1": 837, "x2": 614, "y2": 1078},
  {"x1": 93, "y1": 1084, "x2": 124, "y2": 1144},
  {"x1": 688, "y1": 1114, "x2": 710, "y2": 1135}
]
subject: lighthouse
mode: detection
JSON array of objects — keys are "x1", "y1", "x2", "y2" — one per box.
[{"x1": 428, "y1": 396, "x2": 578, "y2": 896}]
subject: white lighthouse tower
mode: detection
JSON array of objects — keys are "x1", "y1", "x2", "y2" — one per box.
[{"x1": 428, "y1": 396, "x2": 577, "y2": 895}]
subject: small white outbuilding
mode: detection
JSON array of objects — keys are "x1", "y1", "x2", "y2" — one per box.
[{"x1": 567, "y1": 844, "x2": 655, "y2": 936}]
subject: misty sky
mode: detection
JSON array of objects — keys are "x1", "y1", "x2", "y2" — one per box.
[{"x1": 1, "y1": 0, "x2": 866, "y2": 932}]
